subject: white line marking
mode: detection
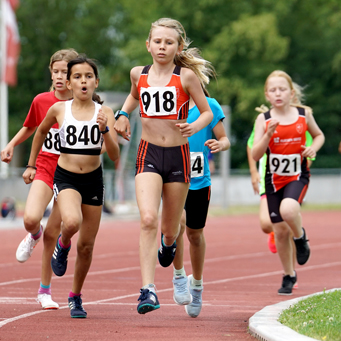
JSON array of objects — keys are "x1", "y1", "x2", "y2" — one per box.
[{"x1": 1, "y1": 247, "x2": 341, "y2": 328}]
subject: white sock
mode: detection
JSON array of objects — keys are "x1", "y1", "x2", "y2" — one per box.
[
  {"x1": 142, "y1": 283, "x2": 156, "y2": 294},
  {"x1": 173, "y1": 266, "x2": 186, "y2": 278},
  {"x1": 191, "y1": 276, "x2": 203, "y2": 288}
]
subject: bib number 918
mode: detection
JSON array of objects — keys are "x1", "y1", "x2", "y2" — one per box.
[{"x1": 140, "y1": 86, "x2": 176, "y2": 116}]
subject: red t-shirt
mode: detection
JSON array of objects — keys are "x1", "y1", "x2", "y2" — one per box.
[
  {"x1": 24, "y1": 91, "x2": 66, "y2": 158},
  {"x1": 24, "y1": 91, "x2": 60, "y2": 128}
]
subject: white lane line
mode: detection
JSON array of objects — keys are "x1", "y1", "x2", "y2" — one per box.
[
  {"x1": 2, "y1": 241, "x2": 340, "y2": 287},
  {"x1": 1, "y1": 260, "x2": 341, "y2": 329}
]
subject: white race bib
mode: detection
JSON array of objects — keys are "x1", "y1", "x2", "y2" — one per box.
[
  {"x1": 269, "y1": 153, "x2": 301, "y2": 176},
  {"x1": 190, "y1": 152, "x2": 204, "y2": 178},
  {"x1": 42, "y1": 128, "x2": 60, "y2": 155},
  {"x1": 140, "y1": 86, "x2": 177, "y2": 116},
  {"x1": 63, "y1": 122, "x2": 102, "y2": 149}
]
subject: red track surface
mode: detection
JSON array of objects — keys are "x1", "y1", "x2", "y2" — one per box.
[{"x1": 0, "y1": 210, "x2": 340, "y2": 340}]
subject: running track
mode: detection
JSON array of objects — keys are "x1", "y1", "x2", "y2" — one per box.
[{"x1": 0, "y1": 209, "x2": 340, "y2": 340}]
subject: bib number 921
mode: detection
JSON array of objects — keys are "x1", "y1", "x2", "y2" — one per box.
[{"x1": 269, "y1": 153, "x2": 301, "y2": 176}]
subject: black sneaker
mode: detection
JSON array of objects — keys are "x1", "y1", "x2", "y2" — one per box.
[
  {"x1": 158, "y1": 233, "x2": 176, "y2": 267},
  {"x1": 278, "y1": 274, "x2": 296, "y2": 295},
  {"x1": 51, "y1": 235, "x2": 70, "y2": 277},
  {"x1": 137, "y1": 289, "x2": 160, "y2": 314},
  {"x1": 68, "y1": 296, "x2": 87, "y2": 318},
  {"x1": 292, "y1": 271, "x2": 297, "y2": 288},
  {"x1": 294, "y1": 228, "x2": 310, "y2": 265}
]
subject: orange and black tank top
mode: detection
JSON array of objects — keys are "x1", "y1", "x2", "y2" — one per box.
[
  {"x1": 137, "y1": 65, "x2": 190, "y2": 120},
  {"x1": 264, "y1": 107, "x2": 310, "y2": 193}
]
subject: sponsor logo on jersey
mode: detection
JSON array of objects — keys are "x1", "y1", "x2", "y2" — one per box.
[{"x1": 296, "y1": 123, "x2": 303, "y2": 134}]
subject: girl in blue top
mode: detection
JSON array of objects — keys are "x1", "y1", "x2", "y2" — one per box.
[{"x1": 172, "y1": 86, "x2": 230, "y2": 318}]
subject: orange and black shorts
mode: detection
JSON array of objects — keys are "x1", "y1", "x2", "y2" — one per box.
[{"x1": 135, "y1": 139, "x2": 190, "y2": 183}]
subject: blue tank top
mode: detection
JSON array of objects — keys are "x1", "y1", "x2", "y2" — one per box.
[{"x1": 188, "y1": 97, "x2": 225, "y2": 190}]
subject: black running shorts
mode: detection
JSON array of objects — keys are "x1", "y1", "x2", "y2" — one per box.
[
  {"x1": 185, "y1": 186, "x2": 211, "y2": 229},
  {"x1": 53, "y1": 164, "x2": 104, "y2": 206},
  {"x1": 135, "y1": 139, "x2": 190, "y2": 183},
  {"x1": 267, "y1": 180, "x2": 309, "y2": 223}
]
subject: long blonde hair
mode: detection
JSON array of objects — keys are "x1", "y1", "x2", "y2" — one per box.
[
  {"x1": 48, "y1": 48, "x2": 78, "y2": 91},
  {"x1": 148, "y1": 18, "x2": 215, "y2": 89},
  {"x1": 256, "y1": 70, "x2": 312, "y2": 114}
]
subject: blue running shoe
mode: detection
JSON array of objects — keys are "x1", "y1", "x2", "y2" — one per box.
[
  {"x1": 158, "y1": 233, "x2": 176, "y2": 268},
  {"x1": 185, "y1": 275, "x2": 203, "y2": 318},
  {"x1": 51, "y1": 235, "x2": 70, "y2": 277},
  {"x1": 137, "y1": 289, "x2": 160, "y2": 314},
  {"x1": 68, "y1": 296, "x2": 87, "y2": 318}
]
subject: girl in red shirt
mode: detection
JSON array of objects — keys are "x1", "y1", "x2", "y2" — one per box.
[{"x1": 1, "y1": 49, "x2": 78, "y2": 309}]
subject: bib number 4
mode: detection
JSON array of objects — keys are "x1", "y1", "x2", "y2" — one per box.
[{"x1": 190, "y1": 152, "x2": 204, "y2": 178}]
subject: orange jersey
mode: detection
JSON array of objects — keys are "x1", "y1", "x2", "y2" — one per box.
[
  {"x1": 137, "y1": 65, "x2": 189, "y2": 120},
  {"x1": 265, "y1": 107, "x2": 310, "y2": 193}
]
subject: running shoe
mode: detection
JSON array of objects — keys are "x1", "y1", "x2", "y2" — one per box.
[
  {"x1": 158, "y1": 233, "x2": 177, "y2": 268},
  {"x1": 294, "y1": 228, "x2": 310, "y2": 265},
  {"x1": 16, "y1": 228, "x2": 43, "y2": 263},
  {"x1": 37, "y1": 294, "x2": 59, "y2": 310},
  {"x1": 137, "y1": 289, "x2": 160, "y2": 314},
  {"x1": 278, "y1": 274, "x2": 296, "y2": 295},
  {"x1": 185, "y1": 275, "x2": 203, "y2": 318},
  {"x1": 68, "y1": 296, "x2": 87, "y2": 318},
  {"x1": 51, "y1": 235, "x2": 70, "y2": 277},
  {"x1": 267, "y1": 232, "x2": 277, "y2": 253},
  {"x1": 292, "y1": 271, "x2": 298, "y2": 289},
  {"x1": 173, "y1": 275, "x2": 192, "y2": 305}
]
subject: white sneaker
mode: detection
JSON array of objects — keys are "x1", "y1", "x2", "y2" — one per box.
[
  {"x1": 185, "y1": 275, "x2": 203, "y2": 318},
  {"x1": 37, "y1": 294, "x2": 59, "y2": 310},
  {"x1": 173, "y1": 275, "x2": 192, "y2": 305},
  {"x1": 16, "y1": 232, "x2": 42, "y2": 263}
]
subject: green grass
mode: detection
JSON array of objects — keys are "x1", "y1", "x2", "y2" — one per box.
[{"x1": 279, "y1": 289, "x2": 341, "y2": 341}]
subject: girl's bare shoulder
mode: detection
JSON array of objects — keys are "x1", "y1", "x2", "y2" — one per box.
[
  {"x1": 131, "y1": 66, "x2": 144, "y2": 79},
  {"x1": 48, "y1": 101, "x2": 65, "y2": 114}
]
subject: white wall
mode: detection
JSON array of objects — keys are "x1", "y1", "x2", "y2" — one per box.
[
  {"x1": 211, "y1": 174, "x2": 341, "y2": 206},
  {"x1": 1, "y1": 171, "x2": 340, "y2": 207}
]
